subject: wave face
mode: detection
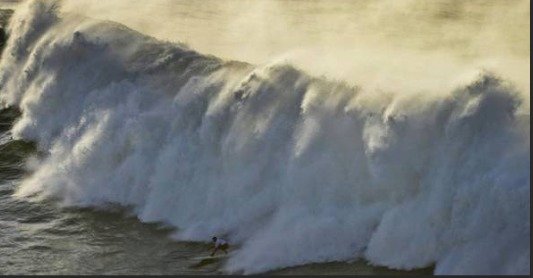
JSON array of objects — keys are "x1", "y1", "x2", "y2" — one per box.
[{"x1": 0, "y1": 1, "x2": 530, "y2": 274}]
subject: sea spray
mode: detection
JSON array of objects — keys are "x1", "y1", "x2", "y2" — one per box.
[{"x1": 0, "y1": 1, "x2": 529, "y2": 274}]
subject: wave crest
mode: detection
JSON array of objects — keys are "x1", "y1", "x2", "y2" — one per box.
[{"x1": 0, "y1": 1, "x2": 529, "y2": 274}]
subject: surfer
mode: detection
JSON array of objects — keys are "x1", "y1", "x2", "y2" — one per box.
[{"x1": 210, "y1": 236, "x2": 229, "y2": 256}]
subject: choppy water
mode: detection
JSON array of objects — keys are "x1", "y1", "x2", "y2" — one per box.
[
  {"x1": 0, "y1": 107, "x2": 435, "y2": 275},
  {"x1": 0, "y1": 107, "x2": 229, "y2": 275}
]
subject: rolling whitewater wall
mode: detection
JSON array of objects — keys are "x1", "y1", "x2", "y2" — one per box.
[{"x1": 0, "y1": 1, "x2": 529, "y2": 274}]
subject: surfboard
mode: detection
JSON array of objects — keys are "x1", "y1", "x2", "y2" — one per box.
[{"x1": 189, "y1": 254, "x2": 230, "y2": 268}]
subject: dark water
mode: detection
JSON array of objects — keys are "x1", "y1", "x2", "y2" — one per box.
[
  {"x1": 0, "y1": 107, "x2": 434, "y2": 275},
  {"x1": 0, "y1": 106, "x2": 226, "y2": 275}
]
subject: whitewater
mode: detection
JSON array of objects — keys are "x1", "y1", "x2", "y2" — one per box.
[{"x1": 0, "y1": 0, "x2": 529, "y2": 275}]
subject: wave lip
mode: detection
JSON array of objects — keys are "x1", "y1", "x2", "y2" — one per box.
[{"x1": 0, "y1": 0, "x2": 530, "y2": 275}]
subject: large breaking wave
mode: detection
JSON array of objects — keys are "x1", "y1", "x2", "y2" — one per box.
[{"x1": 0, "y1": 1, "x2": 529, "y2": 274}]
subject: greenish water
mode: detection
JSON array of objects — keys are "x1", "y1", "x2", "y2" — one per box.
[
  {"x1": 0, "y1": 100, "x2": 432, "y2": 276},
  {"x1": 0, "y1": 106, "x2": 224, "y2": 275}
]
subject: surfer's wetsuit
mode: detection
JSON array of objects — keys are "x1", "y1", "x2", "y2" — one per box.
[{"x1": 211, "y1": 238, "x2": 229, "y2": 256}]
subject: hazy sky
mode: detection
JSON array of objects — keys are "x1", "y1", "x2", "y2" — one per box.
[
  {"x1": 1, "y1": 0, "x2": 530, "y2": 98},
  {"x1": 57, "y1": 0, "x2": 531, "y2": 94},
  {"x1": 56, "y1": 0, "x2": 529, "y2": 61}
]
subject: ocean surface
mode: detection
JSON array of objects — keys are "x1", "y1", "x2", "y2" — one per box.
[
  {"x1": 0, "y1": 1, "x2": 530, "y2": 275},
  {"x1": 0, "y1": 108, "x2": 431, "y2": 275}
]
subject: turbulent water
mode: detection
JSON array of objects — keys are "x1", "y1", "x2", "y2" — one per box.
[{"x1": 0, "y1": 0, "x2": 530, "y2": 275}]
